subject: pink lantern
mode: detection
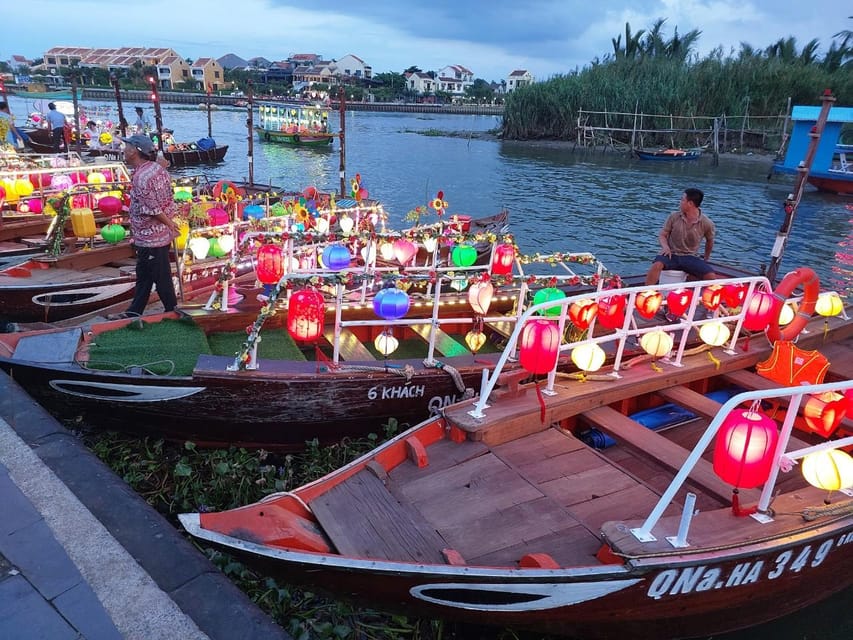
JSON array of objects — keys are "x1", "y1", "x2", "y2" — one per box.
[
  {"x1": 256, "y1": 245, "x2": 284, "y2": 285},
  {"x1": 597, "y1": 294, "x2": 626, "y2": 329},
  {"x1": 468, "y1": 278, "x2": 494, "y2": 315},
  {"x1": 207, "y1": 207, "x2": 229, "y2": 226},
  {"x1": 51, "y1": 174, "x2": 73, "y2": 191},
  {"x1": 722, "y1": 283, "x2": 747, "y2": 308},
  {"x1": 666, "y1": 288, "x2": 693, "y2": 317},
  {"x1": 491, "y1": 243, "x2": 515, "y2": 275},
  {"x1": 69, "y1": 171, "x2": 87, "y2": 184},
  {"x1": 743, "y1": 290, "x2": 778, "y2": 331},
  {"x1": 568, "y1": 299, "x2": 598, "y2": 330},
  {"x1": 519, "y1": 319, "x2": 561, "y2": 375},
  {"x1": 286, "y1": 289, "x2": 325, "y2": 342},
  {"x1": 26, "y1": 198, "x2": 44, "y2": 214},
  {"x1": 97, "y1": 195, "x2": 123, "y2": 216},
  {"x1": 392, "y1": 238, "x2": 417, "y2": 265},
  {"x1": 29, "y1": 173, "x2": 52, "y2": 189},
  {"x1": 713, "y1": 409, "x2": 779, "y2": 489}
]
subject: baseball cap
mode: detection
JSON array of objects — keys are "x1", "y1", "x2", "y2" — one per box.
[{"x1": 120, "y1": 134, "x2": 155, "y2": 155}]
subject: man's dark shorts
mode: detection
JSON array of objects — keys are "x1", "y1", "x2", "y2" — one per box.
[{"x1": 652, "y1": 254, "x2": 714, "y2": 277}]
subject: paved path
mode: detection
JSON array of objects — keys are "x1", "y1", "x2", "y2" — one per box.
[{"x1": 0, "y1": 371, "x2": 290, "y2": 640}]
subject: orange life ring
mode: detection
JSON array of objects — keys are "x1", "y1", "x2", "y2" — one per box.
[{"x1": 766, "y1": 267, "x2": 820, "y2": 342}]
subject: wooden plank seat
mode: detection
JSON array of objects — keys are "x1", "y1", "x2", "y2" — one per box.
[
  {"x1": 484, "y1": 313, "x2": 515, "y2": 340},
  {"x1": 409, "y1": 323, "x2": 469, "y2": 358},
  {"x1": 13, "y1": 328, "x2": 82, "y2": 364},
  {"x1": 309, "y1": 469, "x2": 448, "y2": 563},
  {"x1": 580, "y1": 405, "x2": 758, "y2": 504},
  {"x1": 324, "y1": 327, "x2": 375, "y2": 361}
]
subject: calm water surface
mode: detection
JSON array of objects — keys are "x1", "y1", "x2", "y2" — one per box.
[{"x1": 9, "y1": 96, "x2": 852, "y2": 638}]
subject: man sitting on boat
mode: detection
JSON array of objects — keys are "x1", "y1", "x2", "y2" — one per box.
[{"x1": 645, "y1": 187, "x2": 719, "y2": 284}]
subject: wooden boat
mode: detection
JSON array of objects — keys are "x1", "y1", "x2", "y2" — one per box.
[
  {"x1": 163, "y1": 144, "x2": 228, "y2": 167},
  {"x1": 635, "y1": 148, "x2": 702, "y2": 161},
  {"x1": 805, "y1": 144, "x2": 852, "y2": 195},
  {"x1": 179, "y1": 272, "x2": 853, "y2": 639},
  {"x1": 255, "y1": 102, "x2": 335, "y2": 147}
]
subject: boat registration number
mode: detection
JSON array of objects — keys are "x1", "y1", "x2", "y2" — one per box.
[
  {"x1": 647, "y1": 530, "x2": 853, "y2": 600},
  {"x1": 367, "y1": 384, "x2": 426, "y2": 400}
]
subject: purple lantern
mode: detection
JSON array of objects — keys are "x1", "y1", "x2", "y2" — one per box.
[
  {"x1": 322, "y1": 244, "x2": 351, "y2": 270},
  {"x1": 373, "y1": 286, "x2": 410, "y2": 320}
]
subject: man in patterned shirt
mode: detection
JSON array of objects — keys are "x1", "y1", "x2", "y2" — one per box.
[{"x1": 111, "y1": 134, "x2": 180, "y2": 318}]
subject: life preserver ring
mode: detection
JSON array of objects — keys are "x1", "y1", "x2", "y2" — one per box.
[{"x1": 766, "y1": 267, "x2": 820, "y2": 342}]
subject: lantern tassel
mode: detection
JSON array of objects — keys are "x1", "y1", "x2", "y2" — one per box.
[
  {"x1": 535, "y1": 381, "x2": 547, "y2": 424},
  {"x1": 740, "y1": 334, "x2": 750, "y2": 352},
  {"x1": 650, "y1": 360, "x2": 663, "y2": 373},
  {"x1": 707, "y1": 350, "x2": 721, "y2": 370},
  {"x1": 823, "y1": 319, "x2": 829, "y2": 342},
  {"x1": 731, "y1": 488, "x2": 757, "y2": 517}
]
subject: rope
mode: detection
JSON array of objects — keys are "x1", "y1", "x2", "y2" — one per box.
[
  {"x1": 424, "y1": 358, "x2": 471, "y2": 396},
  {"x1": 802, "y1": 501, "x2": 853, "y2": 521},
  {"x1": 328, "y1": 363, "x2": 415, "y2": 381}
]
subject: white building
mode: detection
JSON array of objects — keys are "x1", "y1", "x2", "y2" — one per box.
[{"x1": 506, "y1": 69, "x2": 534, "y2": 93}]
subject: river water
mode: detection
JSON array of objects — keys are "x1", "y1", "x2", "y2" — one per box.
[{"x1": 8, "y1": 95, "x2": 853, "y2": 638}]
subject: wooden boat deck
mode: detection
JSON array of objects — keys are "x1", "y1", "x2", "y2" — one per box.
[{"x1": 309, "y1": 313, "x2": 852, "y2": 568}]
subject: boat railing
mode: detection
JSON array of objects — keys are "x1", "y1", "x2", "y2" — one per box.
[
  {"x1": 468, "y1": 275, "x2": 776, "y2": 418},
  {"x1": 630, "y1": 380, "x2": 853, "y2": 546}
]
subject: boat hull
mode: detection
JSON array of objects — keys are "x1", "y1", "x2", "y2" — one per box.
[
  {"x1": 635, "y1": 149, "x2": 702, "y2": 161},
  {"x1": 255, "y1": 127, "x2": 334, "y2": 147},
  {"x1": 184, "y1": 513, "x2": 853, "y2": 639},
  {"x1": 163, "y1": 145, "x2": 228, "y2": 166},
  {"x1": 807, "y1": 175, "x2": 853, "y2": 195}
]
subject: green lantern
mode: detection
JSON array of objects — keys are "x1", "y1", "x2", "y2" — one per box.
[
  {"x1": 451, "y1": 244, "x2": 477, "y2": 267},
  {"x1": 208, "y1": 237, "x2": 227, "y2": 258},
  {"x1": 100, "y1": 223, "x2": 127, "y2": 244},
  {"x1": 533, "y1": 287, "x2": 566, "y2": 316},
  {"x1": 270, "y1": 201, "x2": 287, "y2": 217},
  {"x1": 173, "y1": 190, "x2": 192, "y2": 202}
]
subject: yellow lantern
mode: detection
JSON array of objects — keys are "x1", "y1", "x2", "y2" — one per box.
[
  {"x1": 15, "y1": 178, "x2": 34, "y2": 197},
  {"x1": 699, "y1": 321, "x2": 731, "y2": 347},
  {"x1": 640, "y1": 330, "x2": 673, "y2": 357},
  {"x1": 374, "y1": 331, "x2": 399, "y2": 356},
  {"x1": 778, "y1": 302, "x2": 796, "y2": 326},
  {"x1": 465, "y1": 330, "x2": 487, "y2": 352},
  {"x1": 87, "y1": 172, "x2": 106, "y2": 184},
  {"x1": 571, "y1": 342, "x2": 606, "y2": 372},
  {"x1": 815, "y1": 293, "x2": 843, "y2": 317},
  {"x1": 174, "y1": 221, "x2": 190, "y2": 251},
  {"x1": 802, "y1": 449, "x2": 853, "y2": 491}
]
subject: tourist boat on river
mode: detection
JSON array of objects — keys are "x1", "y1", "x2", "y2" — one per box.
[
  {"x1": 180, "y1": 270, "x2": 852, "y2": 639},
  {"x1": 255, "y1": 102, "x2": 335, "y2": 147}
]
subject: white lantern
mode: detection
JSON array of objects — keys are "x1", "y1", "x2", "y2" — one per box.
[
  {"x1": 571, "y1": 342, "x2": 606, "y2": 372},
  {"x1": 640, "y1": 330, "x2": 673, "y2": 357},
  {"x1": 339, "y1": 214, "x2": 354, "y2": 234},
  {"x1": 188, "y1": 236, "x2": 210, "y2": 260},
  {"x1": 374, "y1": 331, "x2": 399, "y2": 356},
  {"x1": 699, "y1": 321, "x2": 731, "y2": 347},
  {"x1": 217, "y1": 234, "x2": 235, "y2": 254},
  {"x1": 423, "y1": 235, "x2": 438, "y2": 253},
  {"x1": 779, "y1": 303, "x2": 796, "y2": 326},
  {"x1": 360, "y1": 243, "x2": 376, "y2": 263},
  {"x1": 379, "y1": 241, "x2": 394, "y2": 261},
  {"x1": 315, "y1": 217, "x2": 330, "y2": 234}
]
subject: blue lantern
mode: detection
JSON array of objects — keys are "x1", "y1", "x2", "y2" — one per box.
[
  {"x1": 243, "y1": 204, "x2": 265, "y2": 221},
  {"x1": 373, "y1": 286, "x2": 410, "y2": 320},
  {"x1": 322, "y1": 244, "x2": 351, "y2": 270}
]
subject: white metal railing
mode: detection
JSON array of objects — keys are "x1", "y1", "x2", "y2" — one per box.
[
  {"x1": 631, "y1": 380, "x2": 853, "y2": 544},
  {"x1": 468, "y1": 275, "x2": 776, "y2": 418}
]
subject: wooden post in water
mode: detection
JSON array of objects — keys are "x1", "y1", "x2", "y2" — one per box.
[
  {"x1": 206, "y1": 85, "x2": 213, "y2": 138},
  {"x1": 70, "y1": 74, "x2": 81, "y2": 152},
  {"x1": 338, "y1": 88, "x2": 346, "y2": 196},
  {"x1": 246, "y1": 80, "x2": 254, "y2": 186},
  {"x1": 110, "y1": 73, "x2": 127, "y2": 137},
  {"x1": 765, "y1": 90, "x2": 835, "y2": 283},
  {"x1": 712, "y1": 117, "x2": 720, "y2": 167},
  {"x1": 148, "y1": 76, "x2": 164, "y2": 152}
]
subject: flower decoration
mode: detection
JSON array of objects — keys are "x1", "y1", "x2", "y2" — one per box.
[{"x1": 429, "y1": 190, "x2": 448, "y2": 217}]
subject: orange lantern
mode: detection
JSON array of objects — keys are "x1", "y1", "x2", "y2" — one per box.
[
  {"x1": 465, "y1": 330, "x2": 487, "y2": 353},
  {"x1": 468, "y1": 278, "x2": 494, "y2": 315},
  {"x1": 569, "y1": 298, "x2": 598, "y2": 330},
  {"x1": 722, "y1": 283, "x2": 747, "y2": 308},
  {"x1": 286, "y1": 289, "x2": 325, "y2": 342},
  {"x1": 803, "y1": 392, "x2": 849, "y2": 438},
  {"x1": 701, "y1": 285, "x2": 723, "y2": 311},
  {"x1": 597, "y1": 294, "x2": 626, "y2": 329},
  {"x1": 635, "y1": 290, "x2": 663, "y2": 319},
  {"x1": 743, "y1": 290, "x2": 778, "y2": 331},
  {"x1": 713, "y1": 409, "x2": 778, "y2": 489},
  {"x1": 256, "y1": 245, "x2": 284, "y2": 285},
  {"x1": 491, "y1": 243, "x2": 515, "y2": 275},
  {"x1": 666, "y1": 288, "x2": 693, "y2": 317},
  {"x1": 519, "y1": 319, "x2": 561, "y2": 374}
]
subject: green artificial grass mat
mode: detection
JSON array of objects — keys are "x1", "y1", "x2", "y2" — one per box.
[
  {"x1": 87, "y1": 317, "x2": 212, "y2": 376},
  {"x1": 207, "y1": 330, "x2": 306, "y2": 362}
]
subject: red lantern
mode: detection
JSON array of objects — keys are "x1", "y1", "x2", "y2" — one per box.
[
  {"x1": 847, "y1": 388, "x2": 853, "y2": 419},
  {"x1": 468, "y1": 278, "x2": 494, "y2": 315},
  {"x1": 722, "y1": 283, "x2": 747, "y2": 308},
  {"x1": 519, "y1": 319, "x2": 561, "y2": 374},
  {"x1": 701, "y1": 285, "x2": 723, "y2": 311},
  {"x1": 713, "y1": 409, "x2": 779, "y2": 488},
  {"x1": 286, "y1": 289, "x2": 325, "y2": 342},
  {"x1": 97, "y1": 195, "x2": 123, "y2": 216},
  {"x1": 491, "y1": 244, "x2": 515, "y2": 275},
  {"x1": 392, "y1": 238, "x2": 417, "y2": 265},
  {"x1": 743, "y1": 290, "x2": 778, "y2": 331},
  {"x1": 29, "y1": 173, "x2": 52, "y2": 189},
  {"x1": 635, "y1": 290, "x2": 663, "y2": 319},
  {"x1": 666, "y1": 288, "x2": 693, "y2": 317},
  {"x1": 804, "y1": 392, "x2": 849, "y2": 438},
  {"x1": 256, "y1": 245, "x2": 284, "y2": 285},
  {"x1": 597, "y1": 294, "x2": 626, "y2": 329},
  {"x1": 568, "y1": 298, "x2": 598, "y2": 330}
]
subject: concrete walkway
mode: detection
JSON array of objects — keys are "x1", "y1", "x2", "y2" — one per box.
[{"x1": 0, "y1": 371, "x2": 290, "y2": 640}]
